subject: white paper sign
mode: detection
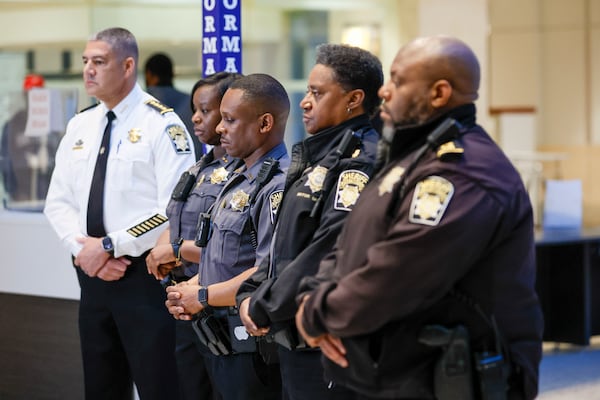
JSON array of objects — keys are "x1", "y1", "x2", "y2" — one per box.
[
  {"x1": 24, "y1": 88, "x2": 64, "y2": 137},
  {"x1": 543, "y1": 179, "x2": 582, "y2": 229}
]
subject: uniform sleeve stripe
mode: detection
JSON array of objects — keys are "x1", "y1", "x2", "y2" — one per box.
[{"x1": 126, "y1": 214, "x2": 168, "y2": 237}]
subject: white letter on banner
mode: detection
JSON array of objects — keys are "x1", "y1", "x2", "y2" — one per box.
[
  {"x1": 221, "y1": 36, "x2": 240, "y2": 52},
  {"x1": 223, "y1": 0, "x2": 238, "y2": 10},
  {"x1": 204, "y1": 0, "x2": 215, "y2": 11},
  {"x1": 204, "y1": 16, "x2": 216, "y2": 33},
  {"x1": 225, "y1": 58, "x2": 238, "y2": 72},
  {"x1": 205, "y1": 59, "x2": 216, "y2": 75},
  {"x1": 203, "y1": 37, "x2": 217, "y2": 54},
  {"x1": 223, "y1": 14, "x2": 238, "y2": 31}
]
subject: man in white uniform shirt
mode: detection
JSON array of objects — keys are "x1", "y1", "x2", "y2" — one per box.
[{"x1": 44, "y1": 27, "x2": 195, "y2": 400}]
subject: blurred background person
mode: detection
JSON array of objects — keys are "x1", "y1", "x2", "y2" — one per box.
[
  {"x1": 144, "y1": 52, "x2": 202, "y2": 160},
  {"x1": 1, "y1": 74, "x2": 62, "y2": 205}
]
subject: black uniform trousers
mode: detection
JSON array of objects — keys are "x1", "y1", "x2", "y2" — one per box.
[
  {"x1": 75, "y1": 255, "x2": 178, "y2": 400},
  {"x1": 175, "y1": 319, "x2": 216, "y2": 400},
  {"x1": 278, "y1": 347, "x2": 354, "y2": 400},
  {"x1": 202, "y1": 350, "x2": 281, "y2": 400}
]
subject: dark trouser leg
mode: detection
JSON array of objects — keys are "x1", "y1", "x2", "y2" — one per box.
[
  {"x1": 278, "y1": 347, "x2": 355, "y2": 400},
  {"x1": 204, "y1": 351, "x2": 282, "y2": 400},
  {"x1": 109, "y1": 259, "x2": 179, "y2": 400},
  {"x1": 76, "y1": 258, "x2": 179, "y2": 400},
  {"x1": 76, "y1": 267, "x2": 133, "y2": 400},
  {"x1": 175, "y1": 319, "x2": 215, "y2": 400}
]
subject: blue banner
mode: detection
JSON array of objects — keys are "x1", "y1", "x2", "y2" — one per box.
[{"x1": 202, "y1": 0, "x2": 242, "y2": 76}]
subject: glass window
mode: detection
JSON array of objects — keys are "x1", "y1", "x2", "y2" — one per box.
[{"x1": 1, "y1": 87, "x2": 77, "y2": 211}]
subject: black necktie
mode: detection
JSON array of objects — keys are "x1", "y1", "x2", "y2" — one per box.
[{"x1": 87, "y1": 110, "x2": 116, "y2": 237}]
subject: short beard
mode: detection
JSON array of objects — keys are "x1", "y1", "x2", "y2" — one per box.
[{"x1": 396, "y1": 93, "x2": 433, "y2": 127}]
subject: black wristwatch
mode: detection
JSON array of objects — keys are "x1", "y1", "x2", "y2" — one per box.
[
  {"x1": 198, "y1": 286, "x2": 210, "y2": 309},
  {"x1": 101, "y1": 236, "x2": 114, "y2": 255},
  {"x1": 171, "y1": 237, "x2": 184, "y2": 263}
]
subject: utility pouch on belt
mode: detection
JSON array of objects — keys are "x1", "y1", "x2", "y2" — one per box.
[
  {"x1": 226, "y1": 307, "x2": 257, "y2": 354},
  {"x1": 192, "y1": 308, "x2": 259, "y2": 356},
  {"x1": 419, "y1": 324, "x2": 509, "y2": 400},
  {"x1": 474, "y1": 351, "x2": 509, "y2": 400},
  {"x1": 192, "y1": 310, "x2": 231, "y2": 356},
  {"x1": 419, "y1": 324, "x2": 475, "y2": 400}
]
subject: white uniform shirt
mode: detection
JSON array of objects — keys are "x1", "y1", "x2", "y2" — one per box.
[{"x1": 44, "y1": 83, "x2": 195, "y2": 257}]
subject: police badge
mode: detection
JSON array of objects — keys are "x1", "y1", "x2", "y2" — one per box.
[
  {"x1": 306, "y1": 166, "x2": 328, "y2": 193},
  {"x1": 166, "y1": 124, "x2": 191, "y2": 154},
  {"x1": 334, "y1": 170, "x2": 369, "y2": 211},
  {"x1": 269, "y1": 190, "x2": 283, "y2": 223},
  {"x1": 409, "y1": 175, "x2": 454, "y2": 226},
  {"x1": 210, "y1": 167, "x2": 229, "y2": 184},
  {"x1": 230, "y1": 190, "x2": 249, "y2": 211},
  {"x1": 128, "y1": 128, "x2": 141, "y2": 143}
]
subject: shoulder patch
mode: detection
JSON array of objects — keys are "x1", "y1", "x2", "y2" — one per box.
[
  {"x1": 334, "y1": 169, "x2": 369, "y2": 211},
  {"x1": 126, "y1": 214, "x2": 168, "y2": 237},
  {"x1": 269, "y1": 190, "x2": 284, "y2": 224},
  {"x1": 145, "y1": 99, "x2": 174, "y2": 114},
  {"x1": 436, "y1": 140, "x2": 464, "y2": 161},
  {"x1": 409, "y1": 176, "x2": 454, "y2": 226},
  {"x1": 78, "y1": 103, "x2": 99, "y2": 114},
  {"x1": 166, "y1": 124, "x2": 192, "y2": 154}
]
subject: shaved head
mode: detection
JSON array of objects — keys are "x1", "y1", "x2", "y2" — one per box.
[
  {"x1": 379, "y1": 35, "x2": 481, "y2": 127},
  {"x1": 398, "y1": 35, "x2": 480, "y2": 105}
]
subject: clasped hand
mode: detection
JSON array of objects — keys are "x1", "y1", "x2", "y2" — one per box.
[
  {"x1": 165, "y1": 281, "x2": 202, "y2": 320},
  {"x1": 74, "y1": 237, "x2": 131, "y2": 281},
  {"x1": 239, "y1": 297, "x2": 270, "y2": 337},
  {"x1": 145, "y1": 243, "x2": 177, "y2": 280},
  {"x1": 295, "y1": 295, "x2": 349, "y2": 368}
]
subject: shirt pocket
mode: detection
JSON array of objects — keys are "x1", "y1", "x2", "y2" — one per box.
[
  {"x1": 109, "y1": 142, "x2": 151, "y2": 191},
  {"x1": 179, "y1": 193, "x2": 218, "y2": 239},
  {"x1": 213, "y1": 208, "x2": 254, "y2": 268}
]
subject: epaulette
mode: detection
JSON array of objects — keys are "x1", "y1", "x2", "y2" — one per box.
[
  {"x1": 78, "y1": 103, "x2": 99, "y2": 114},
  {"x1": 436, "y1": 140, "x2": 464, "y2": 161},
  {"x1": 145, "y1": 99, "x2": 174, "y2": 115}
]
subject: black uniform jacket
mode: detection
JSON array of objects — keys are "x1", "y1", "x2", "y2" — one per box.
[
  {"x1": 237, "y1": 114, "x2": 379, "y2": 329},
  {"x1": 299, "y1": 104, "x2": 544, "y2": 399}
]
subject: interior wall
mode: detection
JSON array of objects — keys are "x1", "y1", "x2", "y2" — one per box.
[
  {"x1": 418, "y1": 0, "x2": 492, "y2": 137},
  {"x1": 489, "y1": 0, "x2": 599, "y2": 147},
  {"x1": 489, "y1": 0, "x2": 600, "y2": 226}
]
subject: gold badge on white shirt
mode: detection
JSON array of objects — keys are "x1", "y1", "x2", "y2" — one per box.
[{"x1": 128, "y1": 128, "x2": 142, "y2": 143}]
